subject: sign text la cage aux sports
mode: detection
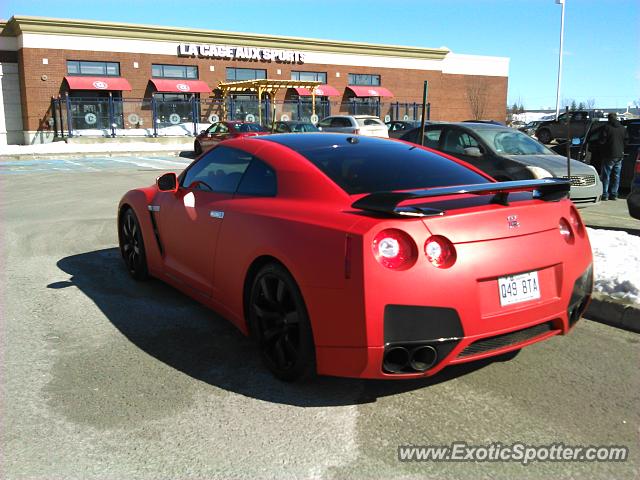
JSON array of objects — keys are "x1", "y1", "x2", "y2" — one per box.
[{"x1": 178, "y1": 44, "x2": 305, "y2": 64}]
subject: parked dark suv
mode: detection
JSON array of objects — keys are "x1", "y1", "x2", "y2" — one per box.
[{"x1": 535, "y1": 110, "x2": 605, "y2": 144}]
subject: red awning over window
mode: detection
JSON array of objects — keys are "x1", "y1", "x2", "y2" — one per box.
[
  {"x1": 64, "y1": 76, "x2": 132, "y2": 91},
  {"x1": 293, "y1": 84, "x2": 341, "y2": 97},
  {"x1": 150, "y1": 79, "x2": 212, "y2": 94},
  {"x1": 347, "y1": 86, "x2": 394, "y2": 98}
]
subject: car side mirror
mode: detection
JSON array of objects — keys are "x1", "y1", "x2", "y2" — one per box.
[
  {"x1": 463, "y1": 146, "x2": 483, "y2": 157},
  {"x1": 157, "y1": 172, "x2": 178, "y2": 192},
  {"x1": 571, "y1": 137, "x2": 582, "y2": 145},
  {"x1": 199, "y1": 130, "x2": 206, "y2": 135}
]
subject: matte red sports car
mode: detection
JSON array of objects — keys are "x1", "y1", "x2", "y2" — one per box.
[{"x1": 118, "y1": 134, "x2": 593, "y2": 381}]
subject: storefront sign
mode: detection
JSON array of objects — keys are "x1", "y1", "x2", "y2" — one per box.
[{"x1": 178, "y1": 44, "x2": 305, "y2": 64}]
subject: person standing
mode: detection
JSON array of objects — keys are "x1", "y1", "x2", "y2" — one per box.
[{"x1": 599, "y1": 112, "x2": 627, "y2": 200}]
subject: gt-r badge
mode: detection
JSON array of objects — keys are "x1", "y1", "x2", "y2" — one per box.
[{"x1": 507, "y1": 215, "x2": 520, "y2": 228}]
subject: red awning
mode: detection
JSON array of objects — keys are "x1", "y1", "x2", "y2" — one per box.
[
  {"x1": 292, "y1": 84, "x2": 341, "y2": 97},
  {"x1": 150, "y1": 79, "x2": 212, "y2": 94},
  {"x1": 347, "y1": 86, "x2": 394, "y2": 98},
  {"x1": 64, "y1": 76, "x2": 132, "y2": 91}
]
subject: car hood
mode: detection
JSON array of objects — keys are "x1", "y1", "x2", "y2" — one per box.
[{"x1": 503, "y1": 154, "x2": 596, "y2": 176}]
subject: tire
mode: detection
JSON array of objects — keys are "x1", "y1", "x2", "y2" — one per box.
[
  {"x1": 536, "y1": 129, "x2": 552, "y2": 145},
  {"x1": 194, "y1": 140, "x2": 202, "y2": 156},
  {"x1": 118, "y1": 208, "x2": 149, "y2": 281},
  {"x1": 248, "y1": 263, "x2": 316, "y2": 381}
]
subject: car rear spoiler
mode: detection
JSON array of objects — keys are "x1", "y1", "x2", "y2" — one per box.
[{"x1": 351, "y1": 178, "x2": 571, "y2": 217}]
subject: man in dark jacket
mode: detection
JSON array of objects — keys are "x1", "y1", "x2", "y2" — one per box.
[{"x1": 599, "y1": 113, "x2": 627, "y2": 200}]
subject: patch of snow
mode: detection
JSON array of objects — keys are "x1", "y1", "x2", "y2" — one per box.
[
  {"x1": 587, "y1": 227, "x2": 640, "y2": 304},
  {"x1": 0, "y1": 142, "x2": 191, "y2": 155}
]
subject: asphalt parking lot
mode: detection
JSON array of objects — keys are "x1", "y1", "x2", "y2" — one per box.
[{"x1": 2, "y1": 155, "x2": 639, "y2": 479}]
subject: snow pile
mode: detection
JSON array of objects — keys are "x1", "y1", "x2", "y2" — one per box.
[
  {"x1": 0, "y1": 141, "x2": 191, "y2": 156},
  {"x1": 69, "y1": 123, "x2": 211, "y2": 137},
  {"x1": 587, "y1": 227, "x2": 640, "y2": 304}
]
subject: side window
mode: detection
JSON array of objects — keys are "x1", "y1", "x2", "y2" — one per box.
[
  {"x1": 318, "y1": 118, "x2": 332, "y2": 128},
  {"x1": 442, "y1": 129, "x2": 468, "y2": 154},
  {"x1": 216, "y1": 123, "x2": 229, "y2": 134},
  {"x1": 181, "y1": 146, "x2": 252, "y2": 193},
  {"x1": 236, "y1": 159, "x2": 277, "y2": 197},
  {"x1": 331, "y1": 118, "x2": 351, "y2": 128},
  {"x1": 275, "y1": 123, "x2": 287, "y2": 133},
  {"x1": 205, "y1": 123, "x2": 218, "y2": 134},
  {"x1": 423, "y1": 128, "x2": 443, "y2": 148}
]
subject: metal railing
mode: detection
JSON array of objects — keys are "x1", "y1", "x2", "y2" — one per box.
[{"x1": 51, "y1": 96, "x2": 429, "y2": 138}]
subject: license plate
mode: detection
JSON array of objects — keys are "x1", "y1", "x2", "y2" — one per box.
[{"x1": 498, "y1": 271, "x2": 541, "y2": 306}]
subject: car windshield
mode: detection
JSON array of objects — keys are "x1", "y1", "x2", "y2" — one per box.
[
  {"x1": 262, "y1": 134, "x2": 489, "y2": 195},
  {"x1": 474, "y1": 128, "x2": 555, "y2": 155},
  {"x1": 235, "y1": 123, "x2": 266, "y2": 133},
  {"x1": 290, "y1": 123, "x2": 319, "y2": 132}
]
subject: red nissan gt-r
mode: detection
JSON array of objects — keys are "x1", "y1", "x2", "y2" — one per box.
[{"x1": 118, "y1": 134, "x2": 593, "y2": 381}]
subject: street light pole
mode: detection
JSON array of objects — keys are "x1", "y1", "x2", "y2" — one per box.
[{"x1": 554, "y1": 0, "x2": 566, "y2": 119}]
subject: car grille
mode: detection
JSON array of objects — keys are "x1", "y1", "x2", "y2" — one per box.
[
  {"x1": 562, "y1": 174, "x2": 596, "y2": 187},
  {"x1": 457, "y1": 322, "x2": 555, "y2": 358}
]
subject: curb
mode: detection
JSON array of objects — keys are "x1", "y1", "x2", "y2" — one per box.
[
  {"x1": 0, "y1": 150, "x2": 194, "y2": 161},
  {"x1": 586, "y1": 293, "x2": 640, "y2": 333}
]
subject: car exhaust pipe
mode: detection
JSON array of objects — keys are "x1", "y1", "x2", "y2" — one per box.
[
  {"x1": 409, "y1": 345, "x2": 438, "y2": 372},
  {"x1": 383, "y1": 347, "x2": 410, "y2": 373}
]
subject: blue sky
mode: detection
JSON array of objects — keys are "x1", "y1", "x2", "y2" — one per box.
[{"x1": 2, "y1": 0, "x2": 638, "y2": 110}]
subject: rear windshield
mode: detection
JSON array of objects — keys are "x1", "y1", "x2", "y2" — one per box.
[
  {"x1": 261, "y1": 134, "x2": 489, "y2": 194},
  {"x1": 290, "y1": 123, "x2": 319, "y2": 132},
  {"x1": 234, "y1": 123, "x2": 266, "y2": 132},
  {"x1": 356, "y1": 118, "x2": 385, "y2": 127}
]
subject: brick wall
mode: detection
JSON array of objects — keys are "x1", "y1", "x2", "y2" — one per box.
[{"x1": 19, "y1": 47, "x2": 508, "y2": 132}]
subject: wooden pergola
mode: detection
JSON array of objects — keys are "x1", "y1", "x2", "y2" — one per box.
[{"x1": 215, "y1": 79, "x2": 322, "y2": 125}]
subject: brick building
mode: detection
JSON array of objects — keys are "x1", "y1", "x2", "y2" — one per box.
[{"x1": 0, "y1": 16, "x2": 509, "y2": 145}]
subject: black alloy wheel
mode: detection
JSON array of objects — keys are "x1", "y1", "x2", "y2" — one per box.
[
  {"x1": 249, "y1": 263, "x2": 316, "y2": 381},
  {"x1": 118, "y1": 209, "x2": 149, "y2": 281},
  {"x1": 536, "y1": 129, "x2": 552, "y2": 145}
]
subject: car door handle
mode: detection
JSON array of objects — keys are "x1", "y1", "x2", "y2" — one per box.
[{"x1": 210, "y1": 210, "x2": 224, "y2": 219}]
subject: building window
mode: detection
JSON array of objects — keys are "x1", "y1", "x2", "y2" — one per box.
[
  {"x1": 67, "y1": 60, "x2": 120, "y2": 76},
  {"x1": 226, "y1": 68, "x2": 267, "y2": 81},
  {"x1": 348, "y1": 74, "x2": 381, "y2": 86},
  {"x1": 291, "y1": 71, "x2": 327, "y2": 83},
  {"x1": 152, "y1": 64, "x2": 198, "y2": 79}
]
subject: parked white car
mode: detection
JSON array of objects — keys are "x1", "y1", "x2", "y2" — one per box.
[{"x1": 317, "y1": 115, "x2": 389, "y2": 138}]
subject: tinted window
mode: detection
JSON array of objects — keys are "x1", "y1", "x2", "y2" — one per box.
[
  {"x1": 182, "y1": 146, "x2": 252, "y2": 193},
  {"x1": 401, "y1": 128, "x2": 442, "y2": 148},
  {"x1": 442, "y1": 129, "x2": 480, "y2": 155},
  {"x1": 262, "y1": 135, "x2": 489, "y2": 195},
  {"x1": 226, "y1": 68, "x2": 266, "y2": 81},
  {"x1": 152, "y1": 64, "x2": 198, "y2": 79},
  {"x1": 234, "y1": 123, "x2": 266, "y2": 133},
  {"x1": 275, "y1": 123, "x2": 289, "y2": 133},
  {"x1": 290, "y1": 123, "x2": 319, "y2": 132},
  {"x1": 357, "y1": 118, "x2": 384, "y2": 127},
  {"x1": 236, "y1": 160, "x2": 277, "y2": 197},
  {"x1": 626, "y1": 123, "x2": 640, "y2": 144},
  {"x1": 318, "y1": 118, "x2": 332, "y2": 128},
  {"x1": 331, "y1": 118, "x2": 352, "y2": 128}
]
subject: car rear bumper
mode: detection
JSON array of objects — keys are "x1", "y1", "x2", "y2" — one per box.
[{"x1": 314, "y1": 263, "x2": 592, "y2": 380}]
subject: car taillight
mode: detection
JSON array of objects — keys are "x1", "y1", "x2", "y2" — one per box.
[
  {"x1": 569, "y1": 206, "x2": 585, "y2": 237},
  {"x1": 424, "y1": 235, "x2": 456, "y2": 268},
  {"x1": 372, "y1": 229, "x2": 417, "y2": 270},
  {"x1": 559, "y1": 218, "x2": 575, "y2": 243}
]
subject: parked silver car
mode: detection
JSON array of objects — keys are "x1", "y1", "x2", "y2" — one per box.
[
  {"x1": 317, "y1": 115, "x2": 389, "y2": 138},
  {"x1": 400, "y1": 122, "x2": 603, "y2": 207}
]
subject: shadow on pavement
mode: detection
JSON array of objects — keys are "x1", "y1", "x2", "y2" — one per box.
[{"x1": 49, "y1": 248, "x2": 503, "y2": 407}]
